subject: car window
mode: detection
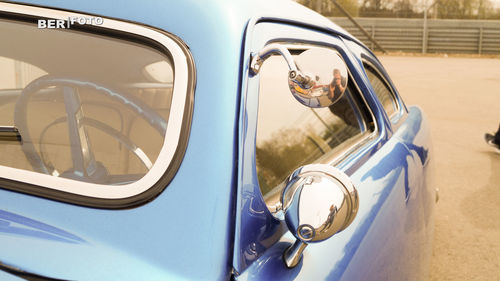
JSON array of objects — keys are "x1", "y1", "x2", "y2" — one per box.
[
  {"x1": 256, "y1": 47, "x2": 374, "y2": 202},
  {"x1": 0, "y1": 16, "x2": 193, "y2": 205},
  {"x1": 363, "y1": 63, "x2": 399, "y2": 119}
]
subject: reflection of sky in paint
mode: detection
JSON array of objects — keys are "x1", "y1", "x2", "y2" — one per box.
[
  {"x1": 0, "y1": 213, "x2": 188, "y2": 280},
  {"x1": 258, "y1": 168, "x2": 399, "y2": 281},
  {"x1": 325, "y1": 144, "x2": 408, "y2": 280},
  {"x1": 0, "y1": 210, "x2": 85, "y2": 244},
  {"x1": 241, "y1": 116, "x2": 430, "y2": 280},
  {"x1": 293, "y1": 141, "x2": 409, "y2": 280}
]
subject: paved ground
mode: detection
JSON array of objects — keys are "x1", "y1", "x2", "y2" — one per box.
[{"x1": 379, "y1": 55, "x2": 500, "y2": 281}]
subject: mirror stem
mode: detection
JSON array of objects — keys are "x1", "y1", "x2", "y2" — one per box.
[
  {"x1": 283, "y1": 239, "x2": 308, "y2": 268},
  {"x1": 250, "y1": 43, "x2": 298, "y2": 75}
]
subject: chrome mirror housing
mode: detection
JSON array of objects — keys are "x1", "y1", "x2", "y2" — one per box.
[
  {"x1": 250, "y1": 44, "x2": 348, "y2": 108},
  {"x1": 278, "y1": 164, "x2": 358, "y2": 268}
]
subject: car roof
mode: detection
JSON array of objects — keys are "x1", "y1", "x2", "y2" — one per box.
[{"x1": 12, "y1": 0, "x2": 357, "y2": 45}]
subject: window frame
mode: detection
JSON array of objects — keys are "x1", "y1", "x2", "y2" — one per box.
[
  {"x1": 234, "y1": 20, "x2": 389, "y2": 273},
  {"x1": 0, "y1": 3, "x2": 195, "y2": 208},
  {"x1": 361, "y1": 58, "x2": 405, "y2": 124},
  {"x1": 255, "y1": 43, "x2": 379, "y2": 207}
]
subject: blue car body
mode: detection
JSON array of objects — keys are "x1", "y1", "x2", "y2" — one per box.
[{"x1": 0, "y1": 0, "x2": 435, "y2": 280}]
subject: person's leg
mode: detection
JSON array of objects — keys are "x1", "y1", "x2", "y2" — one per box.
[
  {"x1": 494, "y1": 123, "x2": 500, "y2": 145},
  {"x1": 485, "y1": 124, "x2": 500, "y2": 149}
]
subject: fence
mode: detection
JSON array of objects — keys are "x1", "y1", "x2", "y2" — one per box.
[{"x1": 330, "y1": 17, "x2": 500, "y2": 54}]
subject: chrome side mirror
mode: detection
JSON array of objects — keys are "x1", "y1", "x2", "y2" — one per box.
[
  {"x1": 278, "y1": 164, "x2": 359, "y2": 268},
  {"x1": 250, "y1": 44, "x2": 348, "y2": 108}
]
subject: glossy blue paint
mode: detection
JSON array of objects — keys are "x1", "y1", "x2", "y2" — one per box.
[
  {"x1": 1, "y1": 0, "x2": 250, "y2": 279},
  {"x1": 234, "y1": 11, "x2": 434, "y2": 281},
  {"x1": 234, "y1": 20, "x2": 389, "y2": 274},
  {"x1": 0, "y1": 0, "x2": 434, "y2": 280},
  {"x1": 0, "y1": 210, "x2": 85, "y2": 244},
  {"x1": 237, "y1": 106, "x2": 434, "y2": 281}
]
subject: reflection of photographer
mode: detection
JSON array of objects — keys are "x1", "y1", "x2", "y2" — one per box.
[{"x1": 329, "y1": 69, "x2": 346, "y2": 100}]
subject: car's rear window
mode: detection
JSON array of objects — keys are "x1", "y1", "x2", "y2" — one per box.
[{"x1": 0, "y1": 6, "x2": 194, "y2": 207}]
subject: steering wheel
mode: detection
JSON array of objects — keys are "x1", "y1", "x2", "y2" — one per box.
[{"x1": 14, "y1": 75, "x2": 167, "y2": 184}]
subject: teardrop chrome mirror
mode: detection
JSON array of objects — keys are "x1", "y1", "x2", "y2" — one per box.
[
  {"x1": 279, "y1": 164, "x2": 358, "y2": 268},
  {"x1": 250, "y1": 44, "x2": 348, "y2": 108},
  {"x1": 289, "y1": 48, "x2": 348, "y2": 108}
]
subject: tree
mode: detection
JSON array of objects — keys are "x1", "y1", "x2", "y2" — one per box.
[
  {"x1": 435, "y1": 0, "x2": 495, "y2": 19},
  {"x1": 296, "y1": 0, "x2": 500, "y2": 19},
  {"x1": 359, "y1": 0, "x2": 395, "y2": 17},
  {"x1": 332, "y1": 0, "x2": 360, "y2": 16},
  {"x1": 392, "y1": 0, "x2": 422, "y2": 18},
  {"x1": 256, "y1": 128, "x2": 319, "y2": 194},
  {"x1": 297, "y1": 0, "x2": 359, "y2": 17}
]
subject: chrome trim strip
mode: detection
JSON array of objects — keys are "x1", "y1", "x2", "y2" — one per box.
[{"x1": 0, "y1": 2, "x2": 192, "y2": 200}]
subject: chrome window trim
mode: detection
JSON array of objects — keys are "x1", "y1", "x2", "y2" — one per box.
[
  {"x1": 0, "y1": 3, "x2": 194, "y2": 201},
  {"x1": 361, "y1": 59, "x2": 403, "y2": 123}
]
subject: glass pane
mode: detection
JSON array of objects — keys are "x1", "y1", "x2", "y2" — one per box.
[
  {"x1": 365, "y1": 65, "x2": 398, "y2": 117},
  {"x1": 0, "y1": 19, "x2": 174, "y2": 185},
  {"x1": 256, "y1": 53, "x2": 365, "y2": 198}
]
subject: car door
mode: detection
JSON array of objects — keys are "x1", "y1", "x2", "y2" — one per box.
[{"x1": 232, "y1": 20, "x2": 434, "y2": 281}]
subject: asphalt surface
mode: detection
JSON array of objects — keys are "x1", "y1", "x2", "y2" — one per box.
[{"x1": 379, "y1": 55, "x2": 500, "y2": 281}]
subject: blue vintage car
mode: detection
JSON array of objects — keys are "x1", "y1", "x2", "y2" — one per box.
[{"x1": 0, "y1": 0, "x2": 435, "y2": 280}]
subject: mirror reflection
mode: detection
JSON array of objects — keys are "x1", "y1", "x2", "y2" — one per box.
[
  {"x1": 288, "y1": 48, "x2": 348, "y2": 108},
  {"x1": 297, "y1": 176, "x2": 347, "y2": 241},
  {"x1": 280, "y1": 164, "x2": 359, "y2": 268}
]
